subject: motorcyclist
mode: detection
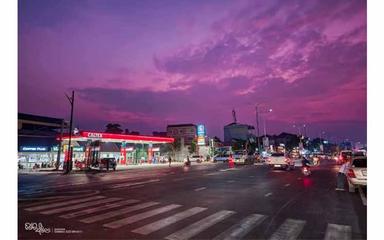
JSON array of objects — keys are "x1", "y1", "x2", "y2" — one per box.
[{"x1": 302, "y1": 156, "x2": 311, "y2": 167}]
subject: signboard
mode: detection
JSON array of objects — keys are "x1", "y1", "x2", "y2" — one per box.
[
  {"x1": 87, "y1": 132, "x2": 103, "y2": 138},
  {"x1": 51, "y1": 146, "x2": 84, "y2": 152},
  {"x1": 20, "y1": 146, "x2": 48, "y2": 152},
  {"x1": 197, "y1": 136, "x2": 206, "y2": 146},
  {"x1": 197, "y1": 124, "x2": 206, "y2": 146},
  {"x1": 197, "y1": 125, "x2": 205, "y2": 135}
]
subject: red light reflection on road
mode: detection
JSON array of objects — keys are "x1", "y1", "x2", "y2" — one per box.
[{"x1": 303, "y1": 177, "x2": 313, "y2": 187}]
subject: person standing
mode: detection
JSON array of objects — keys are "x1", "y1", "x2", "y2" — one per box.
[
  {"x1": 168, "y1": 156, "x2": 172, "y2": 167},
  {"x1": 336, "y1": 159, "x2": 351, "y2": 191}
]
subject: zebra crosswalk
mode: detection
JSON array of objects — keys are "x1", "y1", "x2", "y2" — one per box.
[{"x1": 22, "y1": 195, "x2": 354, "y2": 239}]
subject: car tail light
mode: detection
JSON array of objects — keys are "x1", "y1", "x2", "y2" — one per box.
[{"x1": 347, "y1": 169, "x2": 356, "y2": 178}]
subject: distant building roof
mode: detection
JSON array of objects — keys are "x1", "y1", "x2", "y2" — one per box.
[
  {"x1": 19, "y1": 113, "x2": 64, "y2": 124},
  {"x1": 224, "y1": 122, "x2": 254, "y2": 129},
  {"x1": 167, "y1": 124, "x2": 196, "y2": 128}
]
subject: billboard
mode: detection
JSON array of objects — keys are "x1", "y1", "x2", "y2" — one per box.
[{"x1": 197, "y1": 124, "x2": 206, "y2": 146}]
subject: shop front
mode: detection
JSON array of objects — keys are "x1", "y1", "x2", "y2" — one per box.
[
  {"x1": 60, "y1": 131, "x2": 174, "y2": 167},
  {"x1": 18, "y1": 146, "x2": 55, "y2": 169}
]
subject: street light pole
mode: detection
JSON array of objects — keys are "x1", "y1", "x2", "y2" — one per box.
[
  {"x1": 255, "y1": 105, "x2": 261, "y2": 154},
  {"x1": 65, "y1": 90, "x2": 75, "y2": 174}
]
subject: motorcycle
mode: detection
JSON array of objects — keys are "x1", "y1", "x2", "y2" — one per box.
[
  {"x1": 302, "y1": 166, "x2": 311, "y2": 176},
  {"x1": 184, "y1": 160, "x2": 191, "y2": 167}
]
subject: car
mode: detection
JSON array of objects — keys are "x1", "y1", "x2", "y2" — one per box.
[
  {"x1": 347, "y1": 156, "x2": 367, "y2": 192},
  {"x1": 99, "y1": 158, "x2": 117, "y2": 171},
  {"x1": 337, "y1": 150, "x2": 352, "y2": 164},
  {"x1": 266, "y1": 153, "x2": 294, "y2": 170},
  {"x1": 232, "y1": 150, "x2": 255, "y2": 165},
  {"x1": 189, "y1": 155, "x2": 204, "y2": 163},
  {"x1": 213, "y1": 154, "x2": 230, "y2": 162}
]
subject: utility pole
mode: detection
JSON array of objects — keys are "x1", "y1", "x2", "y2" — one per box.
[
  {"x1": 255, "y1": 105, "x2": 260, "y2": 154},
  {"x1": 64, "y1": 90, "x2": 75, "y2": 174},
  {"x1": 56, "y1": 119, "x2": 64, "y2": 170}
]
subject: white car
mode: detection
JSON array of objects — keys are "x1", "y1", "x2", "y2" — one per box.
[
  {"x1": 266, "y1": 153, "x2": 294, "y2": 170},
  {"x1": 213, "y1": 154, "x2": 230, "y2": 162},
  {"x1": 189, "y1": 155, "x2": 204, "y2": 163},
  {"x1": 233, "y1": 150, "x2": 255, "y2": 165},
  {"x1": 347, "y1": 156, "x2": 367, "y2": 192}
]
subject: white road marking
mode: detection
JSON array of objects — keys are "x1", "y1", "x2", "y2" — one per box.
[
  {"x1": 284, "y1": 184, "x2": 290, "y2": 187},
  {"x1": 132, "y1": 207, "x2": 207, "y2": 235},
  {"x1": 213, "y1": 214, "x2": 267, "y2": 240},
  {"x1": 109, "y1": 179, "x2": 160, "y2": 189},
  {"x1": 165, "y1": 210, "x2": 235, "y2": 240},
  {"x1": 297, "y1": 177, "x2": 302, "y2": 180},
  {"x1": 265, "y1": 193, "x2": 273, "y2": 197},
  {"x1": 24, "y1": 196, "x2": 105, "y2": 211},
  {"x1": 103, "y1": 204, "x2": 182, "y2": 229},
  {"x1": 79, "y1": 201, "x2": 159, "y2": 223},
  {"x1": 358, "y1": 187, "x2": 367, "y2": 206},
  {"x1": 40, "y1": 197, "x2": 121, "y2": 215},
  {"x1": 60, "y1": 199, "x2": 140, "y2": 219},
  {"x1": 249, "y1": 176, "x2": 255, "y2": 178},
  {"x1": 268, "y1": 218, "x2": 306, "y2": 240},
  {"x1": 205, "y1": 172, "x2": 220, "y2": 176},
  {"x1": 194, "y1": 187, "x2": 207, "y2": 192},
  {"x1": 227, "y1": 180, "x2": 236, "y2": 183},
  {"x1": 324, "y1": 223, "x2": 352, "y2": 240}
]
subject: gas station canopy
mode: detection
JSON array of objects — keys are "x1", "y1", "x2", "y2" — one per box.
[{"x1": 60, "y1": 131, "x2": 174, "y2": 144}]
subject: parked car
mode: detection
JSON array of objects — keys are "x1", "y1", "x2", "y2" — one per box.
[
  {"x1": 99, "y1": 158, "x2": 117, "y2": 171},
  {"x1": 346, "y1": 156, "x2": 367, "y2": 192},
  {"x1": 266, "y1": 153, "x2": 294, "y2": 170}
]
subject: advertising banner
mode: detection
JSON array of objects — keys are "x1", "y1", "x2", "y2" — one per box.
[{"x1": 197, "y1": 124, "x2": 206, "y2": 146}]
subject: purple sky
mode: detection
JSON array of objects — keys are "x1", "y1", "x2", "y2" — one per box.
[{"x1": 18, "y1": 0, "x2": 366, "y2": 143}]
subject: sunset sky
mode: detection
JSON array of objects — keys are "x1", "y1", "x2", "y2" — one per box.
[{"x1": 18, "y1": 0, "x2": 367, "y2": 143}]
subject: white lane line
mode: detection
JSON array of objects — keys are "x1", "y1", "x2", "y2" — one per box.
[
  {"x1": 205, "y1": 173, "x2": 220, "y2": 176},
  {"x1": 213, "y1": 214, "x2": 267, "y2": 240},
  {"x1": 132, "y1": 207, "x2": 207, "y2": 235},
  {"x1": 24, "y1": 196, "x2": 105, "y2": 211},
  {"x1": 109, "y1": 179, "x2": 160, "y2": 189},
  {"x1": 79, "y1": 201, "x2": 159, "y2": 224},
  {"x1": 284, "y1": 184, "x2": 290, "y2": 187},
  {"x1": 227, "y1": 180, "x2": 236, "y2": 183},
  {"x1": 194, "y1": 187, "x2": 207, "y2": 192},
  {"x1": 165, "y1": 210, "x2": 235, "y2": 240},
  {"x1": 103, "y1": 204, "x2": 182, "y2": 229},
  {"x1": 40, "y1": 197, "x2": 121, "y2": 215},
  {"x1": 358, "y1": 187, "x2": 367, "y2": 206},
  {"x1": 265, "y1": 193, "x2": 273, "y2": 197},
  {"x1": 324, "y1": 223, "x2": 352, "y2": 240},
  {"x1": 297, "y1": 177, "x2": 302, "y2": 180},
  {"x1": 268, "y1": 218, "x2": 306, "y2": 240},
  {"x1": 249, "y1": 176, "x2": 255, "y2": 178},
  {"x1": 60, "y1": 199, "x2": 140, "y2": 219}
]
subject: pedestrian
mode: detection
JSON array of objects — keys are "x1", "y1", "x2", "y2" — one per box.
[
  {"x1": 168, "y1": 156, "x2": 172, "y2": 167},
  {"x1": 336, "y1": 159, "x2": 351, "y2": 191}
]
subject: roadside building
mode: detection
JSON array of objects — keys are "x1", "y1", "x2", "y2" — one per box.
[
  {"x1": 18, "y1": 113, "x2": 68, "y2": 169},
  {"x1": 224, "y1": 122, "x2": 255, "y2": 144},
  {"x1": 166, "y1": 124, "x2": 197, "y2": 145}
]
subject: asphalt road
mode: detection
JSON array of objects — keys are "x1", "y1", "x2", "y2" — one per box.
[{"x1": 18, "y1": 160, "x2": 366, "y2": 239}]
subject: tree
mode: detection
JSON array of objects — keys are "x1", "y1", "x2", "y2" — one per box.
[
  {"x1": 189, "y1": 139, "x2": 197, "y2": 154},
  {"x1": 105, "y1": 123, "x2": 123, "y2": 134}
]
